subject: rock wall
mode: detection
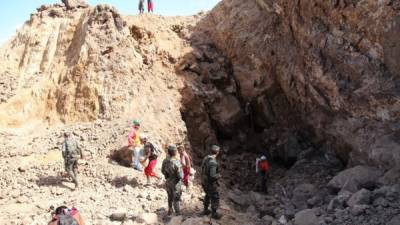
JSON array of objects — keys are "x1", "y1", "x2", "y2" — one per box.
[
  {"x1": 0, "y1": 2, "x2": 195, "y2": 147},
  {"x1": 183, "y1": 0, "x2": 400, "y2": 168}
]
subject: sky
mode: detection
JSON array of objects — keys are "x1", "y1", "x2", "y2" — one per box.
[{"x1": 0, "y1": 0, "x2": 220, "y2": 44}]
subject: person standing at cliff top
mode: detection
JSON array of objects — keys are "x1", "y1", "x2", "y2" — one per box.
[
  {"x1": 147, "y1": 0, "x2": 154, "y2": 13},
  {"x1": 138, "y1": 0, "x2": 145, "y2": 14}
]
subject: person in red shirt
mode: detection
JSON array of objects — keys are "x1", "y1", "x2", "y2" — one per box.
[
  {"x1": 178, "y1": 145, "x2": 192, "y2": 188},
  {"x1": 256, "y1": 155, "x2": 270, "y2": 194},
  {"x1": 144, "y1": 142, "x2": 161, "y2": 184},
  {"x1": 147, "y1": 0, "x2": 154, "y2": 13}
]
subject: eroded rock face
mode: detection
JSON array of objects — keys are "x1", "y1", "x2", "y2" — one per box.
[
  {"x1": 189, "y1": 0, "x2": 400, "y2": 168},
  {"x1": 61, "y1": 0, "x2": 88, "y2": 9}
]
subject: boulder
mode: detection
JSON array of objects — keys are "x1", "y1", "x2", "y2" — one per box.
[
  {"x1": 227, "y1": 190, "x2": 249, "y2": 206},
  {"x1": 379, "y1": 167, "x2": 400, "y2": 185},
  {"x1": 388, "y1": 215, "x2": 400, "y2": 225},
  {"x1": 209, "y1": 94, "x2": 244, "y2": 136},
  {"x1": 262, "y1": 215, "x2": 275, "y2": 225},
  {"x1": 181, "y1": 217, "x2": 208, "y2": 225},
  {"x1": 294, "y1": 209, "x2": 320, "y2": 225},
  {"x1": 328, "y1": 166, "x2": 384, "y2": 193},
  {"x1": 167, "y1": 216, "x2": 183, "y2": 225},
  {"x1": 136, "y1": 213, "x2": 158, "y2": 224},
  {"x1": 347, "y1": 189, "x2": 371, "y2": 207},
  {"x1": 349, "y1": 204, "x2": 369, "y2": 216},
  {"x1": 110, "y1": 212, "x2": 127, "y2": 221},
  {"x1": 291, "y1": 183, "x2": 316, "y2": 210}
]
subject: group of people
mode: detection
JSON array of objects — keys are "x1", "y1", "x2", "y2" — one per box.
[
  {"x1": 127, "y1": 120, "x2": 194, "y2": 187},
  {"x1": 138, "y1": 0, "x2": 154, "y2": 14},
  {"x1": 57, "y1": 120, "x2": 271, "y2": 224}
]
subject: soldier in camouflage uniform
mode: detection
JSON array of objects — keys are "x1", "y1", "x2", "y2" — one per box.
[
  {"x1": 201, "y1": 145, "x2": 222, "y2": 220},
  {"x1": 61, "y1": 132, "x2": 84, "y2": 189},
  {"x1": 161, "y1": 145, "x2": 183, "y2": 216}
]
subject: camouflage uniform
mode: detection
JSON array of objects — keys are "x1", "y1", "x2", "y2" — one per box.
[
  {"x1": 62, "y1": 137, "x2": 82, "y2": 187},
  {"x1": 201, "y1": 155, "x2": 220, "y2": 215},
  {"x1": 161, "y1": 157, "x2": 183, "y2": 214}
]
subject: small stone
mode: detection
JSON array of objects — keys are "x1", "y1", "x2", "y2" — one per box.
[
  {"x1": 347, "y1": 189, "x2": 371, "y2": 207},
  {"x1": 136, "y1": 213, "x2": 158, "y2": 224},
  {"x1": 110, "y1": 212, "x2": 127, "y2": 221}
]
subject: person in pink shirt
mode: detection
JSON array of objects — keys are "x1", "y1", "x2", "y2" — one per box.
[{"x1": 178, "y1": 145, "x2": 192, "y2": 188}]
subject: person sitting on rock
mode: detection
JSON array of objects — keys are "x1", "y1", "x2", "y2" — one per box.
[
  {"x1": 48, "y1": 206, "x2": 85, "y2": 225},
  {"x1": 144, "y1": 142, "x2": 161, "y2": 184},
  {"x1": 162, "y1": 145, "x2": 183, "y2": 216},
  {"x1": 256, "y1": 155, "x2": 270, "y2": 194},
  {"x1": 178, "y1": 145, "x2": 193, "y2": 188},
  {"x1": 61, "y1": 132, "x2": 84, "y2": 189}
]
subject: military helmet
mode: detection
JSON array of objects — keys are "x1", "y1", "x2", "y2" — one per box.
[
  {"x1": 167, "y1": 145, "x2": 177, "y2": 156},
  {"x1": 211, "y1": 145, "x2": 220, "y2": 154}
]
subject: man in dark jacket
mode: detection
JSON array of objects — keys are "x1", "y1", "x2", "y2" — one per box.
[
  {"x1": 161, "y1": 145, "x2": 183, "y2": 215},
  {"x1": 201, "y1": 145, "x2": 222, "y2": 219}
]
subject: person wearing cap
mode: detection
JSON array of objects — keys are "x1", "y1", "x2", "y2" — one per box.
[
  {"x1": 256, "y1": 155, "x2": 270, "y2": 194},
  {"x1": 61, "y1": 132, "x2": 84, "y2": 189},
  {"x1": 178, "y1": 145, "x2": 192, "y2": 188},
  {"x1": 161, "y1": 145, "x2": 183, "y2": 216},
  {"x1": 128, "y1": 120, "x2": 141, "y2": 147},
  {"x1": 201, "y1": 145, "x2": 222, "y2": 219}
]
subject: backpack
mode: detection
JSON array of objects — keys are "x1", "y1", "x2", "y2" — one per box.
[
  {"x1": 57, "y1": 214, "x2": 79, "y2": 225},
  {"x1": 259, "y1": 160, "x2": 269, "y2": 172}
]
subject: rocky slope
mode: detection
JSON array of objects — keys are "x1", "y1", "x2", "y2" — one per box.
[
  {"x1": 0, "y1": 0, "x2": 399, "y2": 225},
  {"x1": 180, "y1": 0, "x2": 400, "y2": 168}
]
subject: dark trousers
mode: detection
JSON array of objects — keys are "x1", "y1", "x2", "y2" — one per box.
[
  {"x1": 65, "y1": 158, "x2": 78, "y2": 185},
  {"x1": 202, "y1": 183, "x2": 220, "y2": 211},
  {"x1": 259, "y1": 172, "x2": 268, "y2": 194},
  {"x1": 166, "y1": 182, "x2": 182, "y2": 212}
]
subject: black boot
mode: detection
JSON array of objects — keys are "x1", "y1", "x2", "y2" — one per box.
[
  {"x1": 168, "y1": 208, "x2": 173, "y2": 216},
  {"x1": 211, "y1": 211, "x2": 222, "y2": 220},
  {"x1": 202, "y1": 208, "x2": 211, "y2": 215}
]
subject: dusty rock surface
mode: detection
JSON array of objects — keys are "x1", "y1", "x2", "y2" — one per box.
[{"x1": 0, "y1": 0, "x2": 399, "y2": 225}]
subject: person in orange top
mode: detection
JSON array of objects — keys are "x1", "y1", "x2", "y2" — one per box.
[
  {"x1": 178, "y1": 145, "x2": 192, "y2": 188},
  {"x1": 128, "y1": 120, "x2": 141, "y2": 147},
  {"x1": 256, "y1": 155, "x2": 270, "y2": 194}
]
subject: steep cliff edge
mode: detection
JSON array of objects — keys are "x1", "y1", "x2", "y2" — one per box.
[{"x1": 182, "y1": 0, "x2": 400, "y2": 168}]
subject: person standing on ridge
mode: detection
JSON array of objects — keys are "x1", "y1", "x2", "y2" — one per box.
[
  {"x1": 138, "y1": 0, "x2": 144, "y2": 14},
  {"x1": 147, "y1": 0, "x2": 154, "y2": 13},
  {"x1": 256, "y1": 155, "x2": 270, "y2": 194},
  {"x1": 61, "y1": 132, "x2": 84, "y2": 189},
  {"x1": 201, "y1": 145, "x2": 222, "y2": 220},
  {"x1": 161, "y1": 145, "x2": 183, "y2": 216},
  {"x1": 178, "y1": 145, "x2": 192, "y2": 188}
]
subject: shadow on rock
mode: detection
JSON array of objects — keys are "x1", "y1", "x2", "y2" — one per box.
[
  {"x1": 36, "y1": 175, "x2": 74, "y2": 190},
  {"x1": 110, "y1": 176, "x2": 139, "y2": 188}
]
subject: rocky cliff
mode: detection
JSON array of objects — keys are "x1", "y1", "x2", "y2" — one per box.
[{"x1": 181, "y1": 0, "x2": 400, "y2": 168}]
